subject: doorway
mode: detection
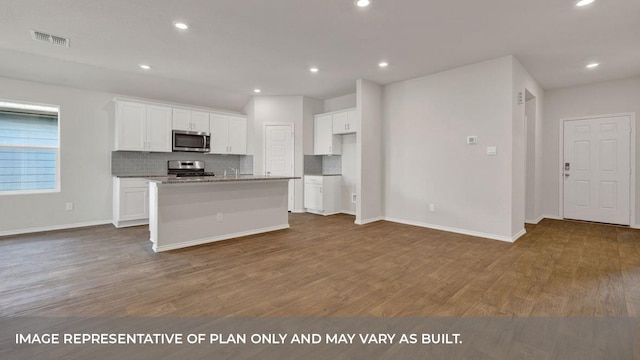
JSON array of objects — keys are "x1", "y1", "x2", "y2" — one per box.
[
  {"x1": 562, "y1": 114, "x2": 632, "y2": 225},
  {"x1": 264, "y1": 124, "x2": 294, "y2": 210}
]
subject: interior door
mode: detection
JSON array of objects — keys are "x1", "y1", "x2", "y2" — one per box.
[
  {"x1": 265, "y1": 124, "x2": 294, "y2": 210},
  {"x1": 563, "y1": 115, "x2": 631, "y2": 225}
]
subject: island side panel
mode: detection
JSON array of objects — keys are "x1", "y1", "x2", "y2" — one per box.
[{"x1": 152, "y1": 180, "x2": 289, "y2": 252}]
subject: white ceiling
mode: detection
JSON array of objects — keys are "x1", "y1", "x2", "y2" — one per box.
[{"x1": 0, "y1": 0, "x2": 638, "y2": 111}]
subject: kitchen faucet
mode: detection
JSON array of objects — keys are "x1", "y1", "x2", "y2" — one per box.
[{"x1": 224, "y1": 167, "x2": 239, "y2": 177}]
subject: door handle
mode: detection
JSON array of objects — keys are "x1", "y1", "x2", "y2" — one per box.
[{"x1": 564, "y1": 173, "x2": 570, "y2": 178}]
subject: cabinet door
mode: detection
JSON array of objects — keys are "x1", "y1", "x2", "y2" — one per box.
[
  {"x1": 228, "y1": 116, "x2": 247, "y2": 154},
  {"x1": 191, "y1": 111, "x2": 210, "y2": 132},
  {"x1": 116, "y1": 101, "x2": 146, "y2": 151},
  {"x1": 314, "y1": 114, "x2": 333, "y2": 154},
  {"x1": 346, "y1": 109, "x2": 358, "y2": 133},
  {"x1": 119, "y1": 187, "x2": 148, "y2": 220},
  {"x1": 209, "y1": 114, "x2": 230, "y2": 154},
  {"x1": 146, "y1": 105, "x2": 172, "y2": 152},
  {"x1": 332, "y1": 111, "x2": 349, "y2": 134},
  {"x1": 304, "y1": 183, "x2": 323, "y2": 210},
  {"x1": 172, "y1": 108, "x2": 192, "y2": 131}
]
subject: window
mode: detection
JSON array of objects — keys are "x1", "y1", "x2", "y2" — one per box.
[{"x1": 0, "y1": 101, "x2": 60, "y2": 194}]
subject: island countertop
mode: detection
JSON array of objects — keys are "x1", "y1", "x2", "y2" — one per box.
[{"x1": 145, "y1": 175, "x2": 299, "y2": 184}]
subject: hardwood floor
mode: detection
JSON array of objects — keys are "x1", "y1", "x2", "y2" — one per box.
[{"x1": 1, "y1": 213, "x2": 640, "y2": 317}]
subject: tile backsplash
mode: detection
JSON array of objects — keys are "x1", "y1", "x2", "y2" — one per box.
[
  {"x1": 322, "y1": 155, "x2": 342, "y2": 175},
  {"x1": 303, "y1": 154, "x2": 342, "y2": 175},
  {"x1": 112, "y1": 151, "x2": 253, "y2": 176},
  {"x1": 304, "y1": 155, "x2": 322, "y2": 175}
]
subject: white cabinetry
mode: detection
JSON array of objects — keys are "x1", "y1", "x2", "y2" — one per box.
[
  {"x1": 304, "y1": 175, "x2": 342, "y2": 215},
  {"x1": 314, "y1": 114, "x2": 342, "y2": 155},
  {"x1": 115, "y1": 101, "x2": 172, "y2": 152},
  {"x1": 173, "y1": 109, "x2": 210, "y2": 132},
  {"x1": 113, "y1": 177, "x2": 150, "y2": 228},
  {"x1": 332, "y1": 109, "x2": 357, "y2": 134},
  {"x1": 209, "y1": 114, "x2": 247, "y2": 155}
]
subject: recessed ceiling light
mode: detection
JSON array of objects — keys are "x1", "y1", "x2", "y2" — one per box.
[
  {"x1": 586, "y1": 62, "x2": 600, "y2": 69},
  {"x1": 254, "y1": 89, "x2": 261, "y2": 93},
  {"x1": 173, "y1": 21, "x2": 189, "y2": 30},
  {"x1": 378, "y1": 62, "x2": 389, "y2": 68},
  {"x1": 355, "y1": 0, "x2": 371, "y2": 7},
  {"x1": 309, "y1": 67, "x2": 319, "y2": 73},
  {"x1": 575, "y1": 0, "x2": 595, "y2": 7},
  {"x1": 139, "y1": 64, "x2": 151, "y2": 70}
]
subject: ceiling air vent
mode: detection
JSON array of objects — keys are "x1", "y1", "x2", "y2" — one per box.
[{"x1": 30, "y1": 30, "x2": 70, "y2": 47}]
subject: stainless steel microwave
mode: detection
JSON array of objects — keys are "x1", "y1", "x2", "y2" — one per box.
[{"x1": 172, "y1": 130, "x2": 211, "y2": 153}]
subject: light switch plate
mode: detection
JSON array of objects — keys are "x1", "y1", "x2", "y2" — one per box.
[
  {"x1": 486, "y1": 146, "x2": 497, "y2": 156},
  {"x1": 466, "y1": 136, "x2": 478, "y2": 145}
]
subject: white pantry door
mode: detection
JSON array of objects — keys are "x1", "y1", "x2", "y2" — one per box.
[
  {"x1": 563, "y1": 115, "x2": 631, "y2": 225},
  {"x1": 264, "y1": 124, "x2": 294, "y2": 210}
]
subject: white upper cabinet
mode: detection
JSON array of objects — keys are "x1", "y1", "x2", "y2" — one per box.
[
  {"x1": 227, "y1": 115, "x2": 247, "y2": 155},
  {"x1": 190, "y1": 111, "x2": 210, "y2": 132},
  {"x1": 314, "y1": 114, "x2": 342, "y2": 155},
  {"x1": 116, "y1": 101, "x2": 146, "y2": 151},
  {"x1": 209, "y1": 114, "x2": 247, "y2": 155},
  {"x1": 332, "y1": 109, "x2": 357, "y2": 134},
  {"x1": 209, "y1": 114, "x2": 229, "y2": 154},
  {"x1": 115, "y1": 101, "x2": 171, "y2": 152},
  {"x1": 146, "y1": 105, "x2": 172, "y2": 152},
  {"x1": 172, "y1": 109, "x2": 210, "y2": 132}
]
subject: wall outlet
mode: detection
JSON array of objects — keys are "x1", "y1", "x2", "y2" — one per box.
[
  {"x1": 429, "y1": 203, "x2": 435, "y2": 212},
  {"x1": 216, "y1": 212, "x2": 223, "y2": 222},
  {"x1": 65, "y1": 202, "x2": 74, "y2": 211},
  {"x1": 351, "y1": 193, "x2": 357, "y2": 203}
]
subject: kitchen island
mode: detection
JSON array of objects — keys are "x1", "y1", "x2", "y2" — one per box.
[{"x1": 146, "y1": 175, "x2": 297, "y2": 252}]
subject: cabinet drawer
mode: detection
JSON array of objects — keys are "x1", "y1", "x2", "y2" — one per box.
[
  {"x1": 119, "y1": 178, "x2": 149, "y2": 188},
  {"x1": 304, "y1": 176, "x2": 323, "y2": 185}
]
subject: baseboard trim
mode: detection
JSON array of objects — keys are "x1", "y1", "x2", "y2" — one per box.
[
  {"x1": 291, "y1": 208, "x2": 306, "y2": 214},
  {"x1": 341, "y1": 210, "x2": 356, "y2": 216},
  {"x1": 542, "y1": 214, "x2": 563, "y2": 220},
  {"x1": 0, "y1": 220, "x2": 113, "y2": 237},
  {"x1": 525, "y1": 215, "x2": 545, "y2": 224},
  {"x1": 152, "y1": 224, "x2": 290, "y2": 252},
  {"x1": 384, "y1": 217, "x2": 517, "y2": 243},
  {"x1": 112, "y1": 219, "x2": 149, "y2": 228},
  {"x1": 355, "y1": 216, "x2": 385, "y2": 225},
  {"x1": 511, "y1": 228, "x2": 527, "y2": 242}
]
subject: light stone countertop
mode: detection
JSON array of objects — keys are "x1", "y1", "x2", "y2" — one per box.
[{"x1": 145, "y1": 175, "x2": 299, "y2": 184}]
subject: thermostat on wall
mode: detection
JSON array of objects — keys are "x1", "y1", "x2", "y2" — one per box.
[{"x1": 466, "y1": 136, "x2": 478, "y2": 145}]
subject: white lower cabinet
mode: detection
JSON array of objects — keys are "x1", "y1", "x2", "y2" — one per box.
[
  {"x1": 113, "y1": 177, "x2": 150, "y2": 228},
  {"x1": 304, "y1": 175, "x2": 342, "y2": 215}
]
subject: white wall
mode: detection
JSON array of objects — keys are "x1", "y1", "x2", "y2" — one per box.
[
  {"x1": 542, "y1": 76, "x2": 640, "y2": 225},
  {"x1": 303, "y1": 97, "x2": 323, "y2": 156},
  {"x1": 247, "y1": 95, "x2": 322, "y2": 212},
  {"x1": 324, "y1": 93, "x2": 356, "y2": 113},
  {"x1": 322, "y1": 93, "x2": 358, "y2": 214},
  {"x1": 525, "y1": 97, "x2": 537, "y2": 222},
  {"x1": 0, "y1": 77, "x2": 113, "y2": 234},
  {"x1": 511, "y1": 57, "x2": 544, "y2": 236},
  {"x1": 383, "y1": 56, "x2": 514, "y2": 239},
  {"x1": 341, "y1": 134, "x2": 357, "y2": 214},
  {"x1": 356, "y1": 79, "x2": 383, "y2": 224}
]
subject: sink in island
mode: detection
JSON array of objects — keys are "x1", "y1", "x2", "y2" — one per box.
[{"x1": 146, "y1": 175, "x2": 298, "y2": 252}]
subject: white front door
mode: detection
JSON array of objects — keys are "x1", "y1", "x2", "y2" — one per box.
[
  {"x1": 265, "y1": 125, "x2": 294, "y2": 210},
  {"x1": 563, "y1": 115, "x2": 631, "y2": 225}
]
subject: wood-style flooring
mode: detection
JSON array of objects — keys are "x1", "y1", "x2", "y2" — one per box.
[{"x1": 1, "y1": 213, "x2": 640, "y2": 317}]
